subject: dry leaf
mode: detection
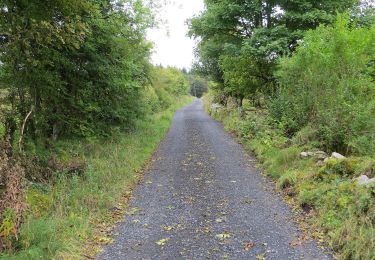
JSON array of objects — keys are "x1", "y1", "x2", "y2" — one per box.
[
  {"x1": 216, "y1": 233, "x2": 231, "y2": 240},
  {"x1": 244, "y1": 242, "x2": 255, "y2": 251}
]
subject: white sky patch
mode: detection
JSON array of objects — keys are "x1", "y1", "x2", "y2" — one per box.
[{"x1": 147, "y1": 0, "x2": 204, "y2": 69}]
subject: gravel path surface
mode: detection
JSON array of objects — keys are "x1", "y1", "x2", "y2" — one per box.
[{"x1": 98, "y1": 99, "x2": 328, "y2": 260}]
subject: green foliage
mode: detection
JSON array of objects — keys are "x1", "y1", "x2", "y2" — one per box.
[
  {"x1": 204, "y1": 94, "x2": 375, "y2": 259},
  {"x1": 319, "y1": 158, "x2": 357, "y2": 178},
  {"x1": 291, "y1": 125, "x2": 318, "y2": 147},
  {"x1": 220, "y1": 55, "x2": 263, "y2": 105},
  {"x1": 189, "y1": 0, "x2": 356, "y2": 103},
  {"x1": 0, "y1": 208, "x2": 17, "y2": 247},
  {"x1": 273, "y1": 14, "x2": 375, "y2": 155},
  {"x1": 25, "y1": 188, "x2": 52, "y2": 218},
  {"x1": 188, "y1": 74, "x2": 208, "y2": 98},
  {"x1": 0, "y1": 0, "x2": 153, "y2": 141},
  {"x1": 277, "y1": 170, "x2": 299, "y2": 189},
  {"x1": 150, "y1": 67, "x2": 190, "y2": 110}
]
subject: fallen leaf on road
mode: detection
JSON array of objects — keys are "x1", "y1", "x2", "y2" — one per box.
[
  {"x1": 256, "y1": 253, "x2": 266, "y2": 260},
  {"x1": 156, "y1": 238, "x2": 170, "y2": 246},
  {"x1": 127, "y1": 207, "x2": 141, "y2": 216},
  {"x1": 216, "y1": 233, "x2": 231, "y2": 240},
  {"x1": 215, "y1": 218, "x2": 225, "y2": 223},
  {"x1": 244, "y1": 242, "x2": 255, "y2": 251},
  {"x1": 96, "y1": 236, "x2": 113, "y2": 245},
  {"x1": 163, "y1": 225, "x2": 174, "y2": 231},
  {"x1": 290, "y1": 239, "x2": 303, "y2": 247},
  {"x1": 201, "y1": 227, "x2": 211, "y2": 234},
  {"x1": 243, "y1": 198, "x2": 253, "y2": 204},
  {"x1": 290, "y1": 234, "x2": 309, "y2": 247},
  {"x1": 144, "y1": 223, "x2": 151, "y2": 229}
]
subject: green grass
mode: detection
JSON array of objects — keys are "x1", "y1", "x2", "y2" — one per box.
[
  {"x1": 204, "y1": 95, "x2": 375, "y2": 260},
  {"x1": 0, "y1": 96, "x2": 193, "y2": 259},
  {"x1": 0, "y1": 123, "x2": 4, "y2": 137}
]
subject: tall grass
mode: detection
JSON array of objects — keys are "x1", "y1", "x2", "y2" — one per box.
[{"x1": 1, "y1": 96, "x2": 193, "y2": 259}]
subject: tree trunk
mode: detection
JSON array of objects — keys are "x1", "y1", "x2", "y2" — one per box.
[{"x1": 266, "y1": 1, "x2": 272, "y2": 28}]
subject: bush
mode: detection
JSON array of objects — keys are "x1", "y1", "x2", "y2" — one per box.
[
  {"x1": 272, "y1": 14, "x2": 375, "y2": 156},
  {"x1": 150, "y1": 67, "x2": 190, "y2": 110}
]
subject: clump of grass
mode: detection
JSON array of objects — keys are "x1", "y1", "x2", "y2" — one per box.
[
  {"x1": 277, "y1": 170, "x2": 298, "y2": 189},
  {"x1": 0, "y1": 124, "x2": 4, "y2": 137},
  {"x1": 261, "y1": 146, "x2": 301, "y2": 179}
]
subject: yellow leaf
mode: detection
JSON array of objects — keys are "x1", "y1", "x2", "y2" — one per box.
[
  {"x1": 216, "y1": 233, "x2": 231, "y2": 240},
  {"x1": 156, "y1": 238, "x2": 170, "y2": 246}
]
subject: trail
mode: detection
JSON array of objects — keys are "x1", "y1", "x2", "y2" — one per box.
[{"x1": 98, "y1": 99, "x2": 328, "y2": 260}]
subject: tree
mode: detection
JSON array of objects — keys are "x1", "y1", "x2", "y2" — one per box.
[
  {"x1": 189, "y1": 0, "x2": 358, "y2": 104},
  {"x1": 220, "y1": 54, "x2": 271, "y2": 106},
  {"x1": 188, "y1": 75, "x2": 208, "y2": 98},
  {"x1": 0, "y1": 0, "x2": 153, "y2": 144},
  {"x1": 150, "y1": 67, "x2": 189, "y2": 109},
  {"x1": 271, "y1": 14, "x2": 375, "y2": 154}
]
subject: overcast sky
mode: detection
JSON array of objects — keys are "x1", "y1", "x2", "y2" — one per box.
[{"x1": 147, "y1": 0, "x2": 205, "y2": 69}]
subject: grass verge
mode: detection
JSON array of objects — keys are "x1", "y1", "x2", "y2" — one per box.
[
  {"x1": 0, "y1": 96, "x2": 193, "y2": 259},
  {"x1": 204, "y1": 96, "x2": 375, "y2": 260}
]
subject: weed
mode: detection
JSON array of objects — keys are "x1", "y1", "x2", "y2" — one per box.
[{"x1": 277, "y1": 170, "x2": 298, "y2": 189}]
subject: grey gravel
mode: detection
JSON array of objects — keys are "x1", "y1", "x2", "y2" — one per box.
[{"x1": 98, "y1": 99, "x2": 329, "y2": 260}]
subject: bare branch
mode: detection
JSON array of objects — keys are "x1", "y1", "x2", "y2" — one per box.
[{"x1": 18, "y1": 106, "x2": 34, "y2": 153}]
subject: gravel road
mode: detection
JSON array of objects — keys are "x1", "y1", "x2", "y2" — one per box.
[{"x1": 98, "y1": 99, "x2": 328, "y2": 260}]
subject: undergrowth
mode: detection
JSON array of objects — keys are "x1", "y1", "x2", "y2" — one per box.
[
  {"x1": 0, "y1": 96, "x2": 193, "y2": 259},
  {"x1": 204, "y1": 96, "x2": 375, "y2": 260}
]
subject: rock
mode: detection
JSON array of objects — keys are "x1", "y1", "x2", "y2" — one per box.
[
  {"x1": 301, "y1": 151, "x2": 328, "y2": 160},
  {"x1": 331, "y1": 152, "x2": 346, "y2": 159},
  {"x1": 314, "y1": 151, "x2": 328, "y2": 160},
  {"x1": 356, "y1": 175, "x2": 369, "y2": 184},
  {"x1": 211, "y1": 103, "x2": 223, "y2": 113},
  {"x1": 300, "y1": 152, "x2": 314, "y2": 158},
  {"x1": 356, "y1": 175, "x2": 375, "y2": 186}
]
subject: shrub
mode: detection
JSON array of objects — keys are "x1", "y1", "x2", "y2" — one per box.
[{"x1": 273, "y1": 14, "x2": 375, "y2": 156}]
